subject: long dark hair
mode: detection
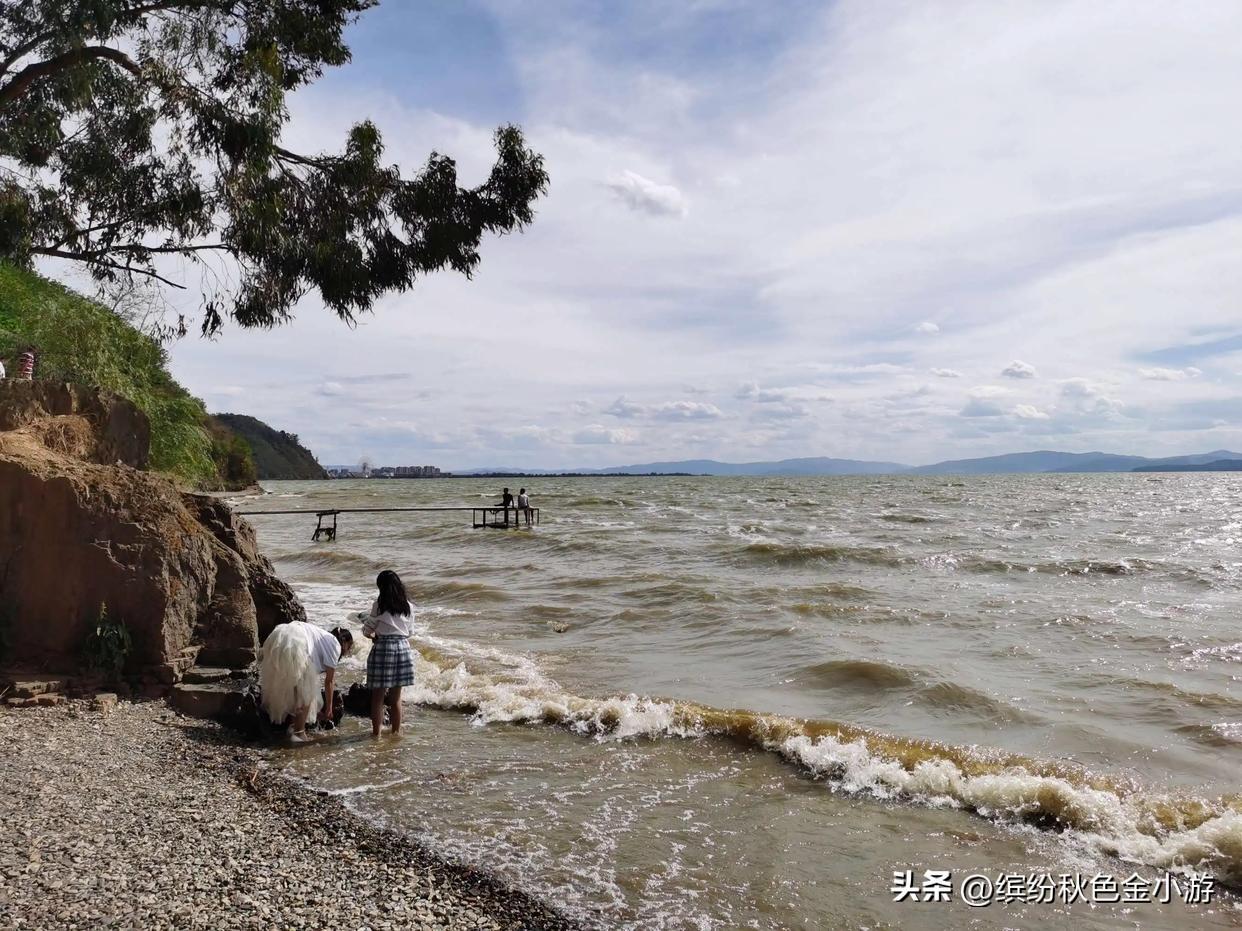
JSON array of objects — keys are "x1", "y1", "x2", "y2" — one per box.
[
  {"x1": 331, "y1": 627, "x2": 354, "y2": 654},
  {"x1": 376, "y1": 569, "x2": 411, "y2": 617}
]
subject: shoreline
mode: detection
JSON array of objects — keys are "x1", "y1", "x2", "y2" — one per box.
[{"x1": 0, "y1": 698, "x2": 584, "y2": 931}]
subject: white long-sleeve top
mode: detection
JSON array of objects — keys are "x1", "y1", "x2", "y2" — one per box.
[{"x1": 362, "y1": 598, "x2": 415, "y2": 638}]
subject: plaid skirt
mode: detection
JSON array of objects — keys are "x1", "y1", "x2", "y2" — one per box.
[{"x1": 366, "y1": 635, "x2": 415, "y2": 689}]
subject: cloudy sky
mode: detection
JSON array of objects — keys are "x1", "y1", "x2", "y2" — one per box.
[{"x1": 159, "y1": 0, "x2": 1242, "y2": 468}]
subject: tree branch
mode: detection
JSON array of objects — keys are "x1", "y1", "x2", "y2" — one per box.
[
  {"x1": 0, "y1": 2, "x2": 228, "y2": 76},
  {"x1": 32, "y1": 247, "x2": 187, "y2": 290},
  {"x1": 0, "y1": 34, "x2": 53, "y2": 78},
  {"x1": 273, "y1": 145, "x2": 332, "y2": 169},
  {"x1": 0, "y1": 47, "x2": 142, "y2": 109}
]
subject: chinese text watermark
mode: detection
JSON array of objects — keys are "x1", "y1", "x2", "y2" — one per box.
[{"x1": 890, "y1": 869, "x2": 1215, "y2": 906}]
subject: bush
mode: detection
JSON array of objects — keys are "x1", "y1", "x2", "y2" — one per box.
[{"x1": 82, "y1": 603, "x2": 132, "y2": 682}]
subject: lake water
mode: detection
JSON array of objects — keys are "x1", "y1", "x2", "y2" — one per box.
[{"x1": 240, "y1": 475, "x2": 1242, "y2": 929}]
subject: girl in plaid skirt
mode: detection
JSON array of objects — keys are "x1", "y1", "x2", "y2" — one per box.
[{"x1": 362, "y1": 570, "x2": 416, "y2": 737}]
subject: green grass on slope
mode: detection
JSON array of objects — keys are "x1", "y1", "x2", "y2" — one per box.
[{"x1": 0, "y1": 263, "x2": 214, "y2": 485}]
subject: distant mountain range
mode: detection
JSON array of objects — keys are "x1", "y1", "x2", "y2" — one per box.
[
  {"x1": 592, "y1": 456, "x2": 906, "y2": 476},
  {"x1": 906, "y1": 449, "x2": 1242, "y2": 475},
  {"x1": 459, "y1": 449, "x2": 1242, "y2": 477}
]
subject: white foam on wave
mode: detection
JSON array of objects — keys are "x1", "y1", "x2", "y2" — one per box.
[
  {"x1": 397, "y1": 634, "x2": 1242, "y2": 887},
  {"x1": 408, "y1": 632, "x2": 694, "y2": 740},
  {"x1": 1212, "y1": 722, "x2": 1242, "y2": 742},
  {"x1": 1189, "y1": 641, "x2": 1242, "y2": 665},
  {"x1": 323, "y1": 776, "x2": 412, "y2": 797},
  {"x1": 776, "y1": 733, "x2": 1242, "y2": 884},
  {"x1": 289, "y1": 578, "x2": 1242, "y2": 888}
]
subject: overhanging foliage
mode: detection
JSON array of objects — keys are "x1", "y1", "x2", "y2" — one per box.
[{"x1": 0, "y1": 1, "x2": 548, "y2": 333}]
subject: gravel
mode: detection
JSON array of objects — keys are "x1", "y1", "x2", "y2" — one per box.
[{"x1": 0, "y1": 699, "x2": 583, "y2": 931}]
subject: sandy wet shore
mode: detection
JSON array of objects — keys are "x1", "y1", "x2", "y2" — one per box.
[{"x1": 0, "y1": 699, "x2": 581, "y2": 931}]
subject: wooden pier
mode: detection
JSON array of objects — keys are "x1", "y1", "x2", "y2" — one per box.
[{"x1": 236, "y1": 505, "x2": 540, "y2": 541}]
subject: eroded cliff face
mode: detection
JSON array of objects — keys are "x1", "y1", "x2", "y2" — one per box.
[{"x1": 0, "y1": 381, "x2": 302, "y2": 683}]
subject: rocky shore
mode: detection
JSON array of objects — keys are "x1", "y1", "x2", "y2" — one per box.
[{"x1": 0, "y1": 699, "x2": 582, "y2": 931}]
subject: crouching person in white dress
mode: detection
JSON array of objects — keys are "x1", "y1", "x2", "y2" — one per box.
[
  {"x1": 363, "y1": 570, "x2": 417, "y2": 738},
  {"x1": 259, "y1": 621, "x2": 355, "y2": 740}
]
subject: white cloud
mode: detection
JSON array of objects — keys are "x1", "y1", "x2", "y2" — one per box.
[
  {"x1": 960, "y1": 398, "x2": 1005, "y2": 418},
  {"x1": 604, "y1": 170, "x2": 689, "y2": 218},
  {"x1": 651, "y1": 400, "x2": 722, "y2": 420},
  {"x1": 751, "y1": 402, "x2": 810, "y2": 421},
  {"x1": 572, "y1": 424, "x2": 639, "y2": 444},
  {"x1": 1001, "y1": 360, "x2": 1038, "y2": 379},
  {"x1": 1139, "y1": 366, "x2": 1202, "y2": 381},
  {"x1": 1013, "y1": 404, "x2": 1050, "y2": 420},
  {"x1": 147, "y1": 1, "x2": 1242, "y2": 468},
  {"x1": 1059, "y1": 378, "x2": 1098, "y2": 399},
  {"x1": 968, "y1": 385, "x2": 1010, "y2": 399},
  {"x1": 960, "y1": 386, "x2": 1010, "y2": 418},
  {"x1": 1059, "y1": 378, "x2": 1125, "y2": 416},
  {"x1": 604, "y1": 397, "x2": 646, "y2": 418},
  {"x1": 603, "y1": 396, "x2": 722, "y2": 422},
  {"x1": 734, "y1": 381, "x2": 768, "y2": 400},
  {"x1": 736, "y1": 382, "x2": 835, "y2": 403}
]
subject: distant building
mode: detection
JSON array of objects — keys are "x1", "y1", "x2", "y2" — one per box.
[
  {"x1": 393, "y1": 465, "x2": 443, "y2": 478},
  {"x1": 325, "y1": 464, "x2": 448, "y2": 479}
]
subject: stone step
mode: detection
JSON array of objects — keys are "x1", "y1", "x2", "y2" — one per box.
[
  {"x1": 4, "y1": 693, "x2": 65, "y2": 708},
  {"x1": 181, "y1": 666, "x2": 237, "y2": 685},
  {"x1": 170, "y1": 681, "x2": 249, "y2": 720},
  {"x1": 2, "y1": 676, "x2": 69, "y2": 699}
]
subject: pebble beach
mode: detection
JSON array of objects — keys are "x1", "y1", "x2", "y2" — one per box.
[{"x1": 0, "y1": 699, "x2": 581, "y2": 931}]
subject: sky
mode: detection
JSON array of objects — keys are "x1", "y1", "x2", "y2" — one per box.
[{"x1": 129, "y1": 1, "x2": 1242, "y2": 468}]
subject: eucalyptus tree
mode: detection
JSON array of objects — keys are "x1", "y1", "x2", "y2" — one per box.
[{"x1": 0, "y1": 1, "x2": 548, "y2": 333}]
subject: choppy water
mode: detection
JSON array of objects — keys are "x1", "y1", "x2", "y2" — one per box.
[{"x1": 243, "y1": 475, "x2": 1242, "y2": 929}]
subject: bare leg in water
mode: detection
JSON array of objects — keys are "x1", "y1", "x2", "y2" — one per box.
[
  {"x1": 369, "y1": 687, "x2": 404, "y2": 736},
  {"x1": 370, "y1": 688, "x2": 386, "y2": 737},
  {"x1": 389, "y1": 686, "x2": 403, "y2": 734}
]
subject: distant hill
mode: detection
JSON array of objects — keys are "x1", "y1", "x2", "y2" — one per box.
[
  {"x1": 583, "y1": 457, "x2": 908, "y2": 476},
  {"x1": 1056, "y1": 450, "x2": 1242, "y2": 472},
  {"x1": 1133, "y1": 458, "x2": 1242, "y2": 472},
  {"x1": 909, "y1": 450, "x2": 1136, "y2": 475},
  {"x1": 909, "y1": 449, "x2": 1242, "y2": 475},
  {"x1": 451, "y1": 449, "x2": 1242, "y2": 477},
  {"x1": 212, "y1": 413, "x2": 325, "y2": 479}
]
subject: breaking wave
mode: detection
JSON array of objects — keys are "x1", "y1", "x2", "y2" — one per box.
[
  {"x1": 273, "y1": 549, "x2": 388, "y2": 573},
  {"x1": 737, "y1": 541, "x2": 905, "y2": 567},
  {"x1": 403, "y1": 635, "x2": 1242, "y2": 887}
]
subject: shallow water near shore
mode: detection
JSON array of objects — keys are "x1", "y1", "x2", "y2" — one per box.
[{"x1": 247, "y1": 475, "x2": 1242, "y2": 928}]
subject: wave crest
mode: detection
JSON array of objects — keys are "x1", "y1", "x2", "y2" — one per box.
[{"x1": 404, "y1": 639, "x2": 1242, "y2": 887}]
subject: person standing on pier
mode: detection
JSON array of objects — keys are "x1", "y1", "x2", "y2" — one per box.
[
  {"x1": 518, "y1": 488, "x2": 532, "y2": 525},
  {"x1": 362, "y1": 570, "x2": 417, "y2": 737},
  {"x1": 499, "y1": 487, "x2": 515, "y2": 525}
]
